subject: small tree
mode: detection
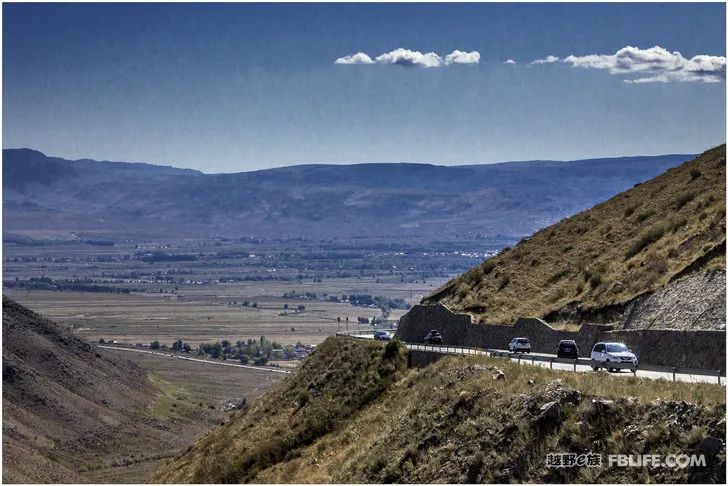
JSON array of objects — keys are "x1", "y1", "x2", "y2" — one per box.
[
  {"x1": 297, "y1": 304, "x2": 305, "y2": 311},
  {"x1": 283, "y1": 303, "x2": 289, "y2": 310},
  {"x1": 209, "y1": 343, "x2": 223, "y2": 359},
  {"x1": 239, "y1": 355, "x2": 249, "y2": 364},
  {"x1": 150, "y1": 340, "x2": 161, "y2": 350},
  {"x1": 98, "y1": 338, "x2": 106, "y2": 344},
  {"x1": 182, "y1": 343, "x2": 192, "y2": 353}
]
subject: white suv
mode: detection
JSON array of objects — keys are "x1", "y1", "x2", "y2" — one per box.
[
  {"x1": 508, "y1": 337, "x2": 531, "y2": 353},
  {"x1": 590, "y1": 342, "x2": 637, "y2": 372}
]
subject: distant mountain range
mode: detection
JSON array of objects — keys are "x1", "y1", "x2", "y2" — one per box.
[{"x1": 2, "y1": 148, "x2": 695, "y2": 241}]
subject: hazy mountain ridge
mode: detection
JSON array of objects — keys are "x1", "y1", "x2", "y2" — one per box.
[{"x1": 3, "y1": 148, "x2": 694, "y2": 240}]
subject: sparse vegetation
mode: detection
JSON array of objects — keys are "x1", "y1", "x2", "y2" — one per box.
[
  {"x1": 155, "y1": 337, "x2": 407, "y2": 483},
  {"x1": 426, "y1": 146, "x2": 726, "y2": 323},
  {"x1": 155, "y1": 339, "x2": 726, "y2": 484},
  {"x1": 635, "y1": 210, "x2": 655, "y2": 223},
  {"x1": 625, "y1": 225, "x2": 666, "y2": 259},
  {"x1": 675, "y1": 191, "x2": 696, "y2": 210}
]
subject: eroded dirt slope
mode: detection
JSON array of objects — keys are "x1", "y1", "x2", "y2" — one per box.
[{"x1": 2, "y1": 297, "x2": 219, "y2": 483}]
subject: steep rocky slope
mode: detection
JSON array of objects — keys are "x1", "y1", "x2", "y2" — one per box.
[
  {"x1": 1, "y1": 297, "x2": 217, "y2": 483},
  {"x1": 155, "y1": 337, "x2": 726, "y2": 483},
  {"x1": 424, "y1": 145, "x2": 726, "y2": 327}
]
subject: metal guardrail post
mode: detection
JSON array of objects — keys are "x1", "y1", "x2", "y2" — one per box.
[
  {"x1": 549, "y1": 358, "x2": 553, "y2": 369},
  {"x1": 673, "y1": 367, "x2": 677, "y2": 382},
  {"x1": 573, "y1": 359, "x2": 577, "y2": 372},
  {"x1": 718, "y1": 371, "x2": 722, "y2": 385},
  {"x1": 517, "y1": 355, "x2": 521, "y2": 365},
  {"x1": 632, "y1": 365, "x2": 637, "y2": 377}
]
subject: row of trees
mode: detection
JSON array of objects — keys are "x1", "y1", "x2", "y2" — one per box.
[
  {"x1": 149, "y1": 336, "x2": 298, "y2": 365},
  {"x1": 228, "y1": 301, "x2": 258, "y2": 307}
]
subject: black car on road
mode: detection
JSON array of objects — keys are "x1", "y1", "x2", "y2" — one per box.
[
  {"x1": 424, "y1": 330, "x2": 443, "y2": 345},
  {"x1": 557, "y1": 339, "x2": 579, "y2": 359}
]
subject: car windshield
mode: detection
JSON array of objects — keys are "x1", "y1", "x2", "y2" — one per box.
[
  {"x1": 561, "y1": 343, "x2": 574, "y2": 348},
  {"x1": 517, "y1": 339, "x2": 529, "y2": 343},
  {"x1": 606, "y1": 343, "x2": 629, "y2": 353}
]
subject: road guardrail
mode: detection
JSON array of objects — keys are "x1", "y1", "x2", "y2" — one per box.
[{"x1": 341, "y1": 334, "x2": 725, "y2": 384}]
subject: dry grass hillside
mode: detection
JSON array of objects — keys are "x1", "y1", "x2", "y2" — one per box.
[
  {"x1": 425, "y1": 145, "x2": 726, "y2": 324},
  {"x1": 1, "y1": 297, "x2": 221, "y2": 483},
  {"x1": 155, "y1": 337, "x2": 725, "y2": 483}
]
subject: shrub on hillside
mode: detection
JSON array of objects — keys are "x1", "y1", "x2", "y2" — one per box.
[
  {"x1": 383, "y1": 340, "x2": 403, "y2": 360},
  {"x1": 635, "y1": 210, "x2": 655, "y2": 223},
  {"x1": 625, "y1": 226, "x2": 665, "y2": 259},
  {"x1": 547, "y1": 269, "x2": 570, "y2": 284},
  {"x1": 674, "y1": 192, "x2": 696, "y2": 210}
]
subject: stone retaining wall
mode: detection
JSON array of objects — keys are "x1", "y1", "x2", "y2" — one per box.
[
  {"x1": 407, "y1": 349, "x2": 445, "y2": 368},
  {"x1": 395, "y1": 304, "x2": 725, "y2": 371}
]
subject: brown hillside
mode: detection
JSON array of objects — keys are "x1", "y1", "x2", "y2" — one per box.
[
  {"x1": 1, "y1": 297, "x2": 217, "y2": 483},
  {"x1": 154, "y1": 337, "x2": 725, "y2": 484},
  {"x1": 425, "y1": 145, "x2": 726, "y2": 325}
]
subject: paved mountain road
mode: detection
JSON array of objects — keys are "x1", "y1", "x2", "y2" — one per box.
[{"x1": 349, "y1": 333, "x2": 724, "y2": 385}]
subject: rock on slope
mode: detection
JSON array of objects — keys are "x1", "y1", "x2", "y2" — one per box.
[
  {"x1": 424, "y1": 145, "x2": 726, "y2": 327},
  {"x1": 2, "y1": 297, "x2": 208, "y2": 483},
  {"x1": 154, "y1": 337, "x2": 726, "y2": 484}
]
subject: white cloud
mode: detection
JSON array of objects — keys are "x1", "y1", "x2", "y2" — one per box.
[
  {"x1": 375, "y1": 48, "x2": 443, "y2": 68},
  {"x1": 504, "y1": 59, "x2": 517, "y2": 65},
  {"x1": 531, "y1": 55, "x2": 560, "y2": 65},
  {"x1": 334, "y1": 52, "x2": 374, "y2": 65},
  {"x1": 535, "y1": 46, "x2": 726, "y2": 83},
  {"x1": 335, "y1": 48, "x2": 480, "y2": 68},
  {"x1": 444, "y1": 50, "x2": 481, "y2": 65}
]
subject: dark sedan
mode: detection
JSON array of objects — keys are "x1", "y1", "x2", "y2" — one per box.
[
  {"x1": 424, "y1": 330, "x2": 443, "y2": 345},
  {"x1": 557, "y1": 339, "x2": 579, "y2": 359}
]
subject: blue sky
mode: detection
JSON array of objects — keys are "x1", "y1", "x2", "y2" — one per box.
[{"x1": 3, "y1": 2, "x2": 726, "y2": 172}]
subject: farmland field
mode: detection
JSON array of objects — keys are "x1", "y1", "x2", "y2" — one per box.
[
  {"x1": 4, "y1": 277, "x2": 442, "y2": 346},
  {"x1": 2, "y1": 237, "x2": 470, "y2": 347}
]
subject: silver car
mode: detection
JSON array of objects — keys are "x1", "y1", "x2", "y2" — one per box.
[
  {"x1": 509, "y1": 337, "x2": 531, "y2": 353},
  {"x1": 590, "y1": 342, "x2": 637, "y2": 372}
]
